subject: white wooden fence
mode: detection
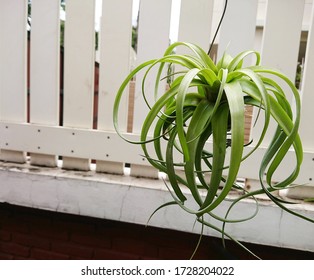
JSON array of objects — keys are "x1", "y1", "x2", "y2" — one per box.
[{"x1": 0, "y1": 0, "x2": 313, "y2": 196}]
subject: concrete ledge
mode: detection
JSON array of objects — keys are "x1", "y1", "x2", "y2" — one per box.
[{"x1": 0, "y1": 161, "x2": 314, "y2": 252}]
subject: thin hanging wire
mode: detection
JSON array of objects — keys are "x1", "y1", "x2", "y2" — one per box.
[{"x1": 207, "y1": 0, "x2": 228, "y2": 55}]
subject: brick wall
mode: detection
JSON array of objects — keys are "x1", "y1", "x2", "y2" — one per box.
[{"x1": 0, "y1": 203, "x2": 313, "y2": 260}]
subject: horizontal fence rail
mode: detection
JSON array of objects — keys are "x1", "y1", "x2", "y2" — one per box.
[{"x1": 0, "y1": 0, "x2": 313, "y2": 195}]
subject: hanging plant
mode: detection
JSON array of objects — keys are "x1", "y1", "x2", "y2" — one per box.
[
  {"x1": 113, "y1": 42, "x2": 314, "y2": 257},
  {"x1": 113, "y1": 2, "x2": 313, "y2": 258}
]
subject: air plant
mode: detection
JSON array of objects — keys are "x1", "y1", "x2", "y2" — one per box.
[
  {"x1": 113, "y1": 0, "x2": 313, "y2": 257},
  {"x1": 113, "y1": 40, "x2": 314, "y2": 257}
]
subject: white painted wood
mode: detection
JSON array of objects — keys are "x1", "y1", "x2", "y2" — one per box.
[
  {"x1": 30, "y1": 0, "x2": 60, "y2": 126},
  {"x1": 299, "y1": 2, "x2": 314, "y2": 151},
  {"x1": 131, "y1": 0, "x2": 172, "y2": 179},
  {"x1": 0, "y1": 0, "x2": 28, "y2": 163},
  {"x1": 29, "y1": 0, "x2": 60, "y2": 167},
  {"x1": 96, "y1": 161, "x2": 124, "y2": 175},
  {"x1": 1, "y1": 121, "x2": 313, "y2": 186},
  {"x1": 0, "y1": 122, "x2": 145, "y2": 165},
  {"x1": 62, "y1": 0, "x2": 96, "y2": 170},
  {"x1": 177, "y1": 0, "x2": 214, "y2": 51},
  {"x1": 63, "y1": 0, "x2": 95, "y2": 128},
  {"x1": 96, "y1": 0, "x2": 133, "y2": 174},
  {"x1": 0, "y1": 0, "x2": 313, "y2": 243},
  {"x1": 0, "y1": 0, "x2": 27, "y2": 122},
  {"x1": 175, "y1": 0, "x2": 214, "y2": 182},
  {"x1": 132, "y1": 0, "x2": 172, "y2": 133},
  {"x1": 260, "y1": 0, "x2": 305, "y2": 83},
  {"x1": 251, "y1": 0, "x2": 305, "y2": 145},
  {"x1": 62, "y1": 157, "x2": 90, "y2": 171},
  {"x1": 98, "y1": 0, "x2": 132, "y2": 131},
  {"x1": 0, "y1": 150, "x2": 26, "y2": 164},
  {"x1": 237, "y1": 144, "x2": 314, "y2": 187},
  {"x1": 130, "y1": 164, "x2": 159, "y2": 179},
  {"x1": 29, "y1": 153, "x2": 58, "y2": 168},
  {"x1": 217, "y1": 0, "x2": 259, "y2": 59},
  {"x1": 284, "y1": 186, "x2": 314, "y2": 200}
]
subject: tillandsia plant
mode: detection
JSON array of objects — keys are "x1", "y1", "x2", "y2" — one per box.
[{"x1": 113, "y1": 41, "x2": 314, "y2": 258}]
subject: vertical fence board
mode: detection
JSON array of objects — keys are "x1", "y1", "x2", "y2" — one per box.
[
  {"x1": 298, "y1": 2, "x2": 314, "y2": 188},
  {"x1": 132, "y1": 0, "x2": 172, "y2": 133},
  {"x1": 217, "y1": 0, "x2": 258, "y2": 58},
  {"x1": 174, "y1": 0, "x2": 214, "y2": 183},
  {"x1": 96, "y1": 0, "x2": 133, "y2": 174},
  {"x1": 30, "y1": 0, "x2": 60, "y2": 126},
  {"x1": 260, "y1": 0, "x2": 305, "y2": 81},
  {"x1": 63, "y1": 0, "x2": 95, "y2": 128},
  {"x1": 29, "y1": 0, "x2": 60, "y2": 167},
  {"x1": 216, "y1": 0, "x2": 258, "y2": 163},
  {"x1": 250, "y1": 0, "x2": 305, "y2": 145},
  {"x1": 297, "y1": 2, "x2": 314, "y2": 150},
  {"x1": 131, "y1": 0, "x2": 172, "y2": 178},
  {"x1": 178, "y1": 0, "x2": 214, "y2": 51},
  {"x1": 0, "y1": 0, "x2": 27, "y2": 163},
  {"x1": 62, "y1": 0, "x2": 95, "y2": 170}
]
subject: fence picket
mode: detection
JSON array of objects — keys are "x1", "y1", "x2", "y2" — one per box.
[
  {"x1": 0, "y1": 0, "x2": 27, "y2": 163},
  {"x1": 217, "y1": 0, "x2": 259, "y2": 59},
  {"x1": 96, "y1": 0, "x2": 133, "y2": 174},
  {"x1": 250, "y1": 0, "x2": 305, "y2": 145},
  {"x1": 132, "y1": 0, "x2": 172, "y2": 133},
  {"x1": 216, "y1": 0, "x2": 259, "y2": 155},
  {"x1": 62, "y1": 0, "x2": 95, "y2": 171},
  {"x1": 296, "y1": 2, "x2": 314, "y2": 188},
  {"x1": 177, "y1": 0, "x2": 214, "y2": 51},
  {"x1": 29, "y1": 0, "x2": 60, "y2": 167},
  {"x1": 0, "y1": 0, "x2": 312, "y2": 193},
  {"x1": 299, "y1": 3, "x2": 314, "y2": 151},
  {"x1": 131, "y1": 0, "x2": 173, "y2": 178}
]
